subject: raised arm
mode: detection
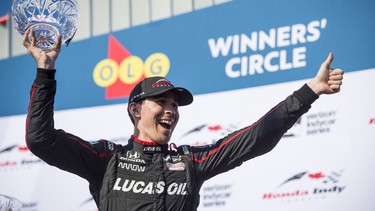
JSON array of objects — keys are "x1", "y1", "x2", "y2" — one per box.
[
  {"x1": 192, "y1": 53, "x2": 344, "y2": 181},
  {"x1": 24, "y1": 29, "x2": 113, "y2": 190}
]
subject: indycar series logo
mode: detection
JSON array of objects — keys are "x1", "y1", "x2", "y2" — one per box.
[
  {"x1": 283, "y1": 110, "x2": 337, "y2": 138},
  {"x1": 201, "y1": 184, "x2": 232, "y2": 208}
]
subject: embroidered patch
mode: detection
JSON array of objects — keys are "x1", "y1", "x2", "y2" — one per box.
[{"x1": 166, "y1": 162, "x2": 186, "y2": 171}]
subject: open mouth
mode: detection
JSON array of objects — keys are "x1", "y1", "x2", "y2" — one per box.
[{"x1": 159, "y1": 119, "x2": 173, "y2": 129}]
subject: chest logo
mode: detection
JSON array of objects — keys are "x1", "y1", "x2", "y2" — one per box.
[
  {"x1": 166, "y1": 162, "x2": 186, "y2": 171},
  {"x1": 118, "y1": 162, "x2": 146, "y2": 172},
  {"x1": 127, "y1": 150, "x2": 141, "y2": 159},
  {"x1": 113, "y1": 178, "x2": 188, "y2": 195},
  {"x1": 120, "y1": 151, "x2": 145, "y2": 164}
]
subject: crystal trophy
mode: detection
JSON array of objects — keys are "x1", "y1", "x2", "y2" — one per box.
[{"x1": 12, "y1": 0, "x2": 79, "y2": 50}]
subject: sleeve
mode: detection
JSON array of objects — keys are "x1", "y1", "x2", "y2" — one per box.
[
  {"x1": 191, "y1": 84, "x2": 319, "y2": 181},
  {"x1": 25, "y1": 68, "x2": 116, "y2": 191}
]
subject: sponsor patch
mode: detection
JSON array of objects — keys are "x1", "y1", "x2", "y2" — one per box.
[{"x1": 166, "y1": 162, "x2": 185, "y2": 171}]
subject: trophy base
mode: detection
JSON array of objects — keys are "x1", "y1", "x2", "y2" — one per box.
[{"x1": 28, "y1": 23, "x2": 60, "y2": 51}]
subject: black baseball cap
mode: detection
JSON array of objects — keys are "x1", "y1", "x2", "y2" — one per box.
[{"x1": 129, "y1": 76, "x2": 193, "y2": 106}]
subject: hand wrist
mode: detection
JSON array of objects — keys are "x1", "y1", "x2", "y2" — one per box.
[
  {"x1": 37, "y1": 61, "x2": 55, "y2": 69},
  {"x1": 307, "y1": 79, "x2": 322, "y2": 96}
]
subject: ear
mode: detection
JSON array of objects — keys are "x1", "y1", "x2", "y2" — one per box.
[{"x1": 129, "y1": 102, "x2": 141, "y2": 118}]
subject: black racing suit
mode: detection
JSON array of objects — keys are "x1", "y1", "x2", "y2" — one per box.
[{"x1": 26, "y1": 68, "x2": 318, "y2": 211}]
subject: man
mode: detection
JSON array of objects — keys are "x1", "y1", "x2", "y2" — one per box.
[{"x1": 24, "y1": 28, "x2": 343, "y2": 211}]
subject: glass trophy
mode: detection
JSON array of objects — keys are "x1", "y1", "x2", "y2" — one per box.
[{"x1": 12, "y1": 0, "x2": 79, "y2": 50}]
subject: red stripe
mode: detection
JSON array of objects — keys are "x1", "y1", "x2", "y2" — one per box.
[
  {"x1": 65, "y1": 133, "x2": 102, "y2": 157},
  {"x1": 102, "y1": 140, "x2": 107, "y2": 158},
  {"x1": 194, "y1": 98, "x2": 287, "y2": 163},
  {"x1": 132, "y1": 135, "x2": 159, "y2": 145},
  {"x1": 25, "y1": 83, "x2": 37, "y2": 145}
]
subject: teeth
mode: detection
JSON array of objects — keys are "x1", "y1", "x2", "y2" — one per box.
[
  {"x1": 159, "y1": 119, "x2": 173, "y2": 126},
  {"x1": 159, "y1": 119, "x2": 173, "y2": 129}
]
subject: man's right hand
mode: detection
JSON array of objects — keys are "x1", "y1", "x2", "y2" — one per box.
[{"x1": 23, "y1": 28, "x2": 62, "y2": 69}]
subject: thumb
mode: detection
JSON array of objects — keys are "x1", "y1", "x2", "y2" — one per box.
[{"x1": 321, "y1": 52, "x2": 334, "y2": 69}]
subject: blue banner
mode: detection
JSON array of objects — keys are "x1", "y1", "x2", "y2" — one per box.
[{"x1": 1, "y1": 0, "x2": 375, "y2": 116}]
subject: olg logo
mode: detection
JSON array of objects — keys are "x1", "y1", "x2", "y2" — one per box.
[
  {"x1": 92, "y1": 35, "x2": 170, "y2": 99},
  {"x1": 93, "y1": 53, "x2": 170, "y2": 87}
]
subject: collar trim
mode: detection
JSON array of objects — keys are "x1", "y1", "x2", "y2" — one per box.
[{"x1": 131, "y1": 135, "x2": 159, "y2": 146}]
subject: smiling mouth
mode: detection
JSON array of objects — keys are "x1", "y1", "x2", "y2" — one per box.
[{"x1": 159, "y1": 119, "x2": 173, "y2": 129}]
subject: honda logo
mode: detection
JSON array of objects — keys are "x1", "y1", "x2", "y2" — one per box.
[{"x1": 126, "y1": 151, "x2": 141, "y2": 159}]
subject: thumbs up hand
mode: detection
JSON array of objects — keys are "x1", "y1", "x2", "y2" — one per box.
[{"x1": 307, "y1": 53, "x2": 344, "y2": 95}]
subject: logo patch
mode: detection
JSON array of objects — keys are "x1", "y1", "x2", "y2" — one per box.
[
  {"x1": 166, "y1": 162, "x2": 186, "y2": 171},
  {"x1": 118, "y1": 162, "x2": 146, "y2": 172},
  {"x1": 120, "y1": 151, "x2": 145, "y2": 164},
  {"x1": 126, "y1": 150, "x2": 140, "y2": 159}
]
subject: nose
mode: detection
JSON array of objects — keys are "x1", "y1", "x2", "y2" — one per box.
[
  {"x1": 164, "y1": 104, "x2": 177, "y2": 115},
  {"x1": 165, "y1": 107, "x2": 175, "y2": 115}
]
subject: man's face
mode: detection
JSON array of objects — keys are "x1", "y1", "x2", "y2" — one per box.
[{"x1": 136, "y1": 91, "x2": 180, "y2": 145}]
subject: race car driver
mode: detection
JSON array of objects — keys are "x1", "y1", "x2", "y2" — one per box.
[{"x1": 23, "y1": 28, "x2": 343, "y2": 211}]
